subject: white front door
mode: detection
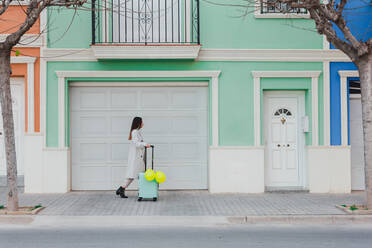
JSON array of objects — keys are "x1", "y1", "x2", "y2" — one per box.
[
  {"x1": 264, "y1": 92, "x2": 305, "y2": 188},
  {"x1": 350, "y1": 96, "x2": 365, "y2": 190},
  {"x1": 0, "y1": 78, "x2": 25, "y2": 177}
]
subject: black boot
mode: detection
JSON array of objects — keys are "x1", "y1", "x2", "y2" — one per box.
[
  {"x1": 119, "y1": 189, "x2": 128, "y2": 198},
  {"x1": 116, "y1": 186, "x2": 124, "y2": 195}
]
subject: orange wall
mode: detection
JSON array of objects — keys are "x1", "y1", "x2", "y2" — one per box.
[
  {"x1": 10, "y1": 48, "x2": 40, "y2": 133},
  {"x1": 0, "y1": 6, "x2": 40, "y2": 34}
]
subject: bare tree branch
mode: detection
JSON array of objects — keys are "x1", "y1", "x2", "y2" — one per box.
[
  {"x1": 2, "y1": 0, "x2": 86, "y2": 49},
  {"x1": 0, "y1": 0, "x2": 13, "y2": 16},
  {"x1": 336, "y1": 0, "x2": 348, "y2": 17},
  {"x1": 4, "y1": 0, "x2": 48, "y2": 48}
]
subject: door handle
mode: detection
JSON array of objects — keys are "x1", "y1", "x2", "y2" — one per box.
[
  {"x1": 277, "y1": 144, "x2": 281, "y2": 147},
  {"x1": 287, "y1": 144, "x2": 290, "y2": 147}
]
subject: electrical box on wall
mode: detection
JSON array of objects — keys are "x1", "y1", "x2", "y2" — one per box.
[{"x1": 302, "y1": 116, "x2": 309, "y2": 132}]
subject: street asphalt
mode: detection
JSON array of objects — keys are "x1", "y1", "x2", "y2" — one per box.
[{"x1": 1, "y1": 224, "x2": 372, "y2": 248}]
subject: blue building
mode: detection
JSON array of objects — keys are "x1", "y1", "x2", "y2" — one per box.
[{"x1": 329, "y1": 0, "x2": 372, "y2": 190}]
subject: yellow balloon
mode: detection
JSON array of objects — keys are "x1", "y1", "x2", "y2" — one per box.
[
  {"x1": 144, "y1": 169, "x2": 155, "y2": 181},
  {"x1": 155, "y1": 171, "x2": 166, "y2": 184}
]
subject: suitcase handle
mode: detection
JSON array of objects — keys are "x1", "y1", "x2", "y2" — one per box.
[{"x1": 144, "y1": 145, "x2": 154, "y2": 171}]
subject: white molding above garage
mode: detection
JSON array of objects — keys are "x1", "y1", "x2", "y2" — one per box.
[
  {"x1": 70, "y1": 82, "x2": 209, "y2": 87},
  {"x1": 42, "y1": 48, "x2": 351, "y2": 62},
  {"x1": 0, "y1": 34, "x2": 43, "y2": 47},
  {"x1": 91, "y1": 45, "x2": 201, "y2": 59},
  {"x1": 56, "y1": 70, "x2": 221, "y2": 148},
  {"x1": 251, "y1": 70, "x2": 321, "y2": 146},
  {"x1": 55, "y1": 70, "x2": 221, "y2": 78}
]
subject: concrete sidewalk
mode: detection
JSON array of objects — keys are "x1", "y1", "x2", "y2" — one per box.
[{"x1": 0, "y1": 188, "x2": 365, "y2": 216}]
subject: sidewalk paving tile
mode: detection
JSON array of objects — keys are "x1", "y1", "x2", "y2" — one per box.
[{"x1": 0, "y1": 187, "x2": 365, "y2": 216}]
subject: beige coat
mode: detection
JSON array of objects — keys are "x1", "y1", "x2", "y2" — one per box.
[{"x1": 126, "y1": 129, "x2": 148, "y2": 179}]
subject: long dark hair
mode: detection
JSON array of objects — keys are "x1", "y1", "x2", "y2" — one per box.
[{"x1": 128, "y1": 117, "x2": 143, "y2": 140}]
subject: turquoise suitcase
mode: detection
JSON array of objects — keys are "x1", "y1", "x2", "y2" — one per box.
[{"x1": 138, "y1": 146, "x2": 158, "y2": 201}]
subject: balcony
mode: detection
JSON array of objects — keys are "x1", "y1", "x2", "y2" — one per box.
[{"x1": 91, "y1": 0, "x2": 201, "y2": 59}]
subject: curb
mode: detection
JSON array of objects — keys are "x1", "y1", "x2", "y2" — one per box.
[
  {"x1": 1, "y1": 215, "x2": 372, "y2": 227},
  {"x1": 228, "y1": 215, "x2": 372, "y2": 224},
  {"x1": 0, "y1": 216, "x2": 34, "y2": 225}
]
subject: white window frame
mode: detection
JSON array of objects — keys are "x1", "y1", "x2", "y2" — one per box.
[
  {"x1": 8, "y1": 0, "x2": 30, "y2": 6},
  {"x1": 254, "y1": 0, "x2": 310, "y2": 19}
]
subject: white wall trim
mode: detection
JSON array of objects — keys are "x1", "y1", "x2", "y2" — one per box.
[
  {"x1": 338, "y1": 70, "x2": 359, "y2": 146},
  {"x1": 69, "y1": 82, "x2": 209, "y2": 87},
  {"x1": 56, "y1": 70, "x2": 221, "y2": 148},
  {"x1": 40, "y1": 9, "x2": 48, "y2": 145},
  {"x1": 0, "y1": 34, "x2": 42, "y2": 47},
  {"x1": 57, "y1": 76, "x2": 66, "y2": 148},
  {"x1": 42, "y1": 48, "x2": 351, "y2": 62},
  {"x1": 251, "y1": 70, "x2": 321, "y2": 146},
  {"x1": 307, "y1": 145, "x2": 350, "y2": 149},
  {"x1": 311, "y1": 76, "x2": 319, "y2": 146},
  {"x1": 254, "y1": 13, "x2": 310, "y2": 19},
  {"x1": 41, "y1": 48, "x2": 96, "y2": 61},
  {"x1": 253, "y1": 75, "x2": 261, "y2": 146},
  {"x1": 27, "y1": 61, "x2": 35, "y2": 133},
  {"x1": 323, "y1": 61, "x2": 331, "y2": 145},
  {"x1": 338, "y1": 70, "x2": 359, "y2": 78},
  {"x1": 91, "y1": 45, "x2": 201, "y2": 60},
  {"x1": 323, "y1": 35, "x2": 330, "y2": 50},
  {"x1": 10, "y1": 56, "x2": 37, "y2": 133},
  {"x1": 252, "y1": 71, "x2": 321, "y2": 78},
  {"x1": 10, "y1": 56, "x2": 37, "y2": 64},
  {"x1": 56, "y1": 70, "x2": 221, "y2": 78},
  {"x1": 209, "y1": 146, "x2": 265, "y2": 150},
  {"x1": 9, "y1": 0, "x2": 30, "y2": 5}
]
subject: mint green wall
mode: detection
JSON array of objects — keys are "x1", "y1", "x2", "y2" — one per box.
[
  {"x1": 201, "y1": 3, "x2": 322, "y2": 49},
  {"x1": 46, "y1": 61, "x2": 323, "y2": 147},
  {"x1": 47, "y1": 2, "x2": 322, "y2": 49},
  {"x1": 47, "y1": 7, "x2": 91, "y2": 48}
]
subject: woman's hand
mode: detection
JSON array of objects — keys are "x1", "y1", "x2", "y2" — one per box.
[{"x1": 146, "y1": 144, "x2": 151, "y2": 148}]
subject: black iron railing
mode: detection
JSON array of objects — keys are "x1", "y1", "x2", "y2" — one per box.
[
  {"x1": 92, "y1": 0, "x2": 200, "y2": 45},
  {"x1": 260, "y1": 0, "x2": 308, "y2": 14}
]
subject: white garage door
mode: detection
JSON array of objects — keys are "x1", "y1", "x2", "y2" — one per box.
[
  {"x1": 0, "y1": 78, "x2": 24, "y2": 177},
  {"x1": 70, "y1": 85, "x2": 208, "y2": 190}
]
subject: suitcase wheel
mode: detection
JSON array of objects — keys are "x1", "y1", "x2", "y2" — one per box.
[
  {"x1": 138, "y1": 197, "x2": 143, "y2": 202},
  {"x1": 153, "y1": 197, "x2": 157, "y2": 202}
]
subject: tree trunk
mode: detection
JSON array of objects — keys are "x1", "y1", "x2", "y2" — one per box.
[
  {"x1": 0, "y1": 48, "x2": 19, "y2": 211},
  {"x1": 357, "y1": 53, "x2": 372, "y2": 209}
]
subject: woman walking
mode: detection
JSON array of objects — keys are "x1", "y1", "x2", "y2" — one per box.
[{"x1": 116, "y1": 117, "x2": 151, "y2": 198}]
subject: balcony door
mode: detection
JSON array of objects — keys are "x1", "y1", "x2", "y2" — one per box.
[{"x1": 99, "y1": 0, "x2": 197, "y2": 44}]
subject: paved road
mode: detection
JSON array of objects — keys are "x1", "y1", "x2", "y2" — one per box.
[{"x1": 1, "y1": 224, "x2": 372, "y2": 248}]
